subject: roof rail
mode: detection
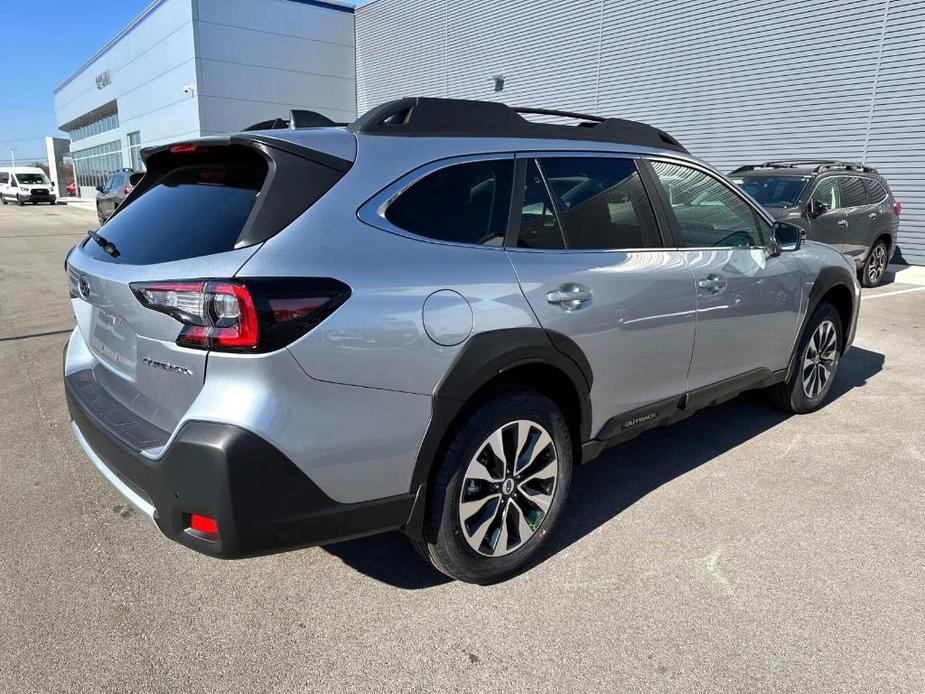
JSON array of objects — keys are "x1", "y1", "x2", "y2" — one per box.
[
  {"x1": 242, "y1": 109, "x2": 341, "y2": 132},
  {"x1": 348, "y1": 97, "x2": 687, "y2": 152},
  {"x1": 730, "y1": 159, "x2": 879, "y2": 175}
]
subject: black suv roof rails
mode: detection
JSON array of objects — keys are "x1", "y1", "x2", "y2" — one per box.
[
  {"x1": 348, "y1": 97, "x2": 688, "y2": 153},
  {"x1": 243, "y1": 109, "x2": 343, "y2": 132},
  {"x1": 730, "y1": 160, "x2": 879, "y2": 175}
]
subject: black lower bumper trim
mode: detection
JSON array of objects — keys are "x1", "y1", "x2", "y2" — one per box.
[{"x1": 66, "y1": 373, "x2": 414, "y2": 558}]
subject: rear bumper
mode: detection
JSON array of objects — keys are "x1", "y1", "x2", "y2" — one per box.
[{"x1": 65, "y1": 372, "x2": 414, "y2": 558}]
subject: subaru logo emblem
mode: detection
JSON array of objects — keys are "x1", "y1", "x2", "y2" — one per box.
[{"x1": 78, "y1": 275, "x2": 91, "y2": 299}]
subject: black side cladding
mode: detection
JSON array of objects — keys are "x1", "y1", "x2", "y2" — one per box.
[{"x1": 350, "y1": 97, "x2": 688, "y2": 153}]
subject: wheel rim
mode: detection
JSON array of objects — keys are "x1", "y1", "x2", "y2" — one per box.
[
  {"x1": 868, "y1": 244, "x2": 887, "y2": 283},
  {"x1": 802, "y1": 319, "x2": 838, "y2": 399},
  {"x1": 458, "y1": 420, "x2": 558, "y2": 557}
]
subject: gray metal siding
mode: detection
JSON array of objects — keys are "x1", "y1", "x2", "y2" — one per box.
[
  {"x1": 356, "y1": 0, "x2": 925, "y2": 264},
  {"x1": 864, "y1": 0, "x2": 925, "y2": 263}
]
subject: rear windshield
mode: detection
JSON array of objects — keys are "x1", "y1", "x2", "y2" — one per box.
[
  {"x1": 730, "y1": 175, "x2": 809, "y2": 208},
  {"x1": 83, "y1": 156, "x2": 267, "y2": 264}
]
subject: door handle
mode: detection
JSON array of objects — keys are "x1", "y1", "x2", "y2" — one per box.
[
  {"x1": 837, "y1": 219, "x2": 848, "y2": 226},
  {"x1": 697, "y1": 274, "x2": 727, "y2": 294},
  {"x1": 546, "y1": 286, "x2": 592, "y2": 310}
]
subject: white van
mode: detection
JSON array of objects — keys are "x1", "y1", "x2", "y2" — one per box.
[{"x1": 0, "y1": 167, "x2": 57, "y2": 205}]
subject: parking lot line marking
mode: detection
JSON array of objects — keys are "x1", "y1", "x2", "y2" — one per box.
[{"x1": 862, "y1": 286, "x2": 925, "y2": 301}]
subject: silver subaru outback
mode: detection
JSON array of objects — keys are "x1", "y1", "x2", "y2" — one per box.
[{"x1": 64, "y1": 98, "x2": 860, "y2": 584}]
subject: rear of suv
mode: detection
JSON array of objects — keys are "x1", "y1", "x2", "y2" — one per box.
[
  {"x1": 729, "y1": 160, "x2": 901, "y2": 287},
  {"x1": 65, "y1": 98, "x2": 860, "y2": 583}
]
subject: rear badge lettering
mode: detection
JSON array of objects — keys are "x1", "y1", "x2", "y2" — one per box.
[
  {"x1": 143, "y1": 358, "x2": 193, "y2": 376},
  {"x1": 623, "y1": 411, "x2": 658, "y2": 430}
]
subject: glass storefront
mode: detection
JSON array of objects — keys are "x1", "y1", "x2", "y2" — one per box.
[
  {"x1": 72, "y1": 140, "x2": 124, "y2": 190},
  {"x1": 68, "y1": 112, "x2": 119, "y2": 142}
]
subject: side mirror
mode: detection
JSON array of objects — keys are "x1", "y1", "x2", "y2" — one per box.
[
  {"x1": 773, "y1": 222, "x2": 805, "y2": 253},
  {"x1": 96, "y1": 185, "x2": 104, "y2": 193},
  {"x1": 806, "y1": 199, "x2": 827, "y2": 219},
  {"x1": 10, "y1": 181, "x2": 17, "y2": 188}
]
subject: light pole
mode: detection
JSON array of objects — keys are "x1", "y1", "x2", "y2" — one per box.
[{"x1": 8, "y1": 146, "x2": 15, "y2": 167}]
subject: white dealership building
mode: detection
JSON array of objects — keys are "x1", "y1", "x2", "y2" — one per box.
[
  {"x1": 54, "y1": 0, "x2": 924, "y2": 264},
  {"x1": 53, "y1": 0, "x2": 355, "y2": 197}
]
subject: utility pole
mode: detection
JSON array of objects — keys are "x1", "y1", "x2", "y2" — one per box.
[{"x1": 8, "y1": 146, "x2": 15, "y2": 167}]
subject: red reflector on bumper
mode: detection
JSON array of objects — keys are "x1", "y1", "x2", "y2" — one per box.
[{"x1": 190, "y1": 514, "x2": 218, "y2": 535}]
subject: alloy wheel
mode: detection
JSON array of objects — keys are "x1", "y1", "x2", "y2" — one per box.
[
  {"x1": 458, "y1": 420, "x2": 558, "y2": 557},
  {"x1": 868, "y1": 244, "x2": 887, "y2": 285},
  {"x1": 802, "y1": 319, "x2": 838, "y2": 399}
]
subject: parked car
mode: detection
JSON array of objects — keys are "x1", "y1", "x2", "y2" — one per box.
[
  {"x1": 96, "y1": 168, "x2": 144, "y2": 224},
  {"x1": 63, "y1": 98, "x2": 860, "y2": 583},
  {"x1": 729, "y1": 161, "x2": 900, "y2": 287},
  {"x1": 0, "y1": 166, "x2": 56, "y2": 205}
]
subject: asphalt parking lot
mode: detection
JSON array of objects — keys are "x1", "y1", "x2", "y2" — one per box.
[{"x1": 1, "y1": 202, "x2": 923, "y2": 693}]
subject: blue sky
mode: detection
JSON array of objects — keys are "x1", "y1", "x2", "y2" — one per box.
[{"x1": 0, "y1": 0, "x2": 367, "y2": 166}]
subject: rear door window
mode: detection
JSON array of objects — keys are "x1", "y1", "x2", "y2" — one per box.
[
  {"x1": 839, "y1": 177, "x2": 868, "y2": 208},
  {"x1": 385, "y1": 159, "x2": 513, "y2": 246},
  {"x1": 537, "y1": 157, "x2": 660, "y2": 250}
]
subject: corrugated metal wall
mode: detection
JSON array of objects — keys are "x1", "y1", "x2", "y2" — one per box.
[{"x1": 356, "y1": 0, "x2": 925, "y2": 264}]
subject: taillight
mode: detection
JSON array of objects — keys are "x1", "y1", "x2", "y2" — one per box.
[
  {"x1": 130, "y1": 278, "x2": 350, "y2": 352},
  {"x1": 893, "y1": 201, "x2": 902, "y2": 215}
]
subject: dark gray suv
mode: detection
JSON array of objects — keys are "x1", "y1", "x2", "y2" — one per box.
[
  {"x1": 729, "y1": 161, "x2": 900, "y2": 287},
  {"x1": 96, "y1": 168, "x2": 144, "y2": 225}
]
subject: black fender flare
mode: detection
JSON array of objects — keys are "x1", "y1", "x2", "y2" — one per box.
[
  {"x1": 786, "y1": 264, "x2": 858, "y2": 381},
  {"x1": 404, "y1": 328, "x2": 593, "y2": 539}
]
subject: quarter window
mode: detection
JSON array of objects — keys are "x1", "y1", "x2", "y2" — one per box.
[
  {"x1": 839, "y1": 177, "x2": 868, "y2": 208},
  {"x1": 651, "y1": 161, "x2": 764, "y2": 248},
  {"x1": 863, "y1": 179, "x2": 888, "y2": 204},
  {"x1": 385, "y1": 160, "x2": 513, "y2": 246},
  {"x1": 537, "y1": 157, "x2": 660, "y2": 250}
]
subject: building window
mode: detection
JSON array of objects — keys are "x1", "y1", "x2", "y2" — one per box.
[
  {"x1": 72, "y1": 140, "x2": 124, "y2": 190},
  {"x1": 67, "y1": 111, "x2": 119, "y2": 143},
  {"x1": 127, "y1": 131, "x2": 143, "y2": 171}
]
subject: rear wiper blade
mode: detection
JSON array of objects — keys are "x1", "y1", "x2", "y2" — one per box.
[{"x1": 86, "y1": 229, "x2": 120, "y2": 258}]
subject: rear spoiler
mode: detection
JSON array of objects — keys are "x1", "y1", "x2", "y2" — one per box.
[
  {"x1": 242, "y1": 109, "x2": 346, "y2": 132},
  {"x1": 139, "y1": 134, "x2": 352, "y2": 173}
]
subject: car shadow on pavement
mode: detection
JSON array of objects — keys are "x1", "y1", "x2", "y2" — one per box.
[{"x1": 323, "y1": 346, "x2": 884, "y2": 589}]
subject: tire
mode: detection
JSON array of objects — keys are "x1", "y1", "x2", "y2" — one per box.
[
  {"x1": 861, "y1": 240, "x2": 888, "y2": 288},
  {"x1": 1, "y1": 194, "x2": 6, "y2": 205},
  {"x1": 769, "y1": 302, "x2": 843, "y2": 414},
  {"x1": 413, "y1": 388, "x2": 573, "y2": 584}
]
